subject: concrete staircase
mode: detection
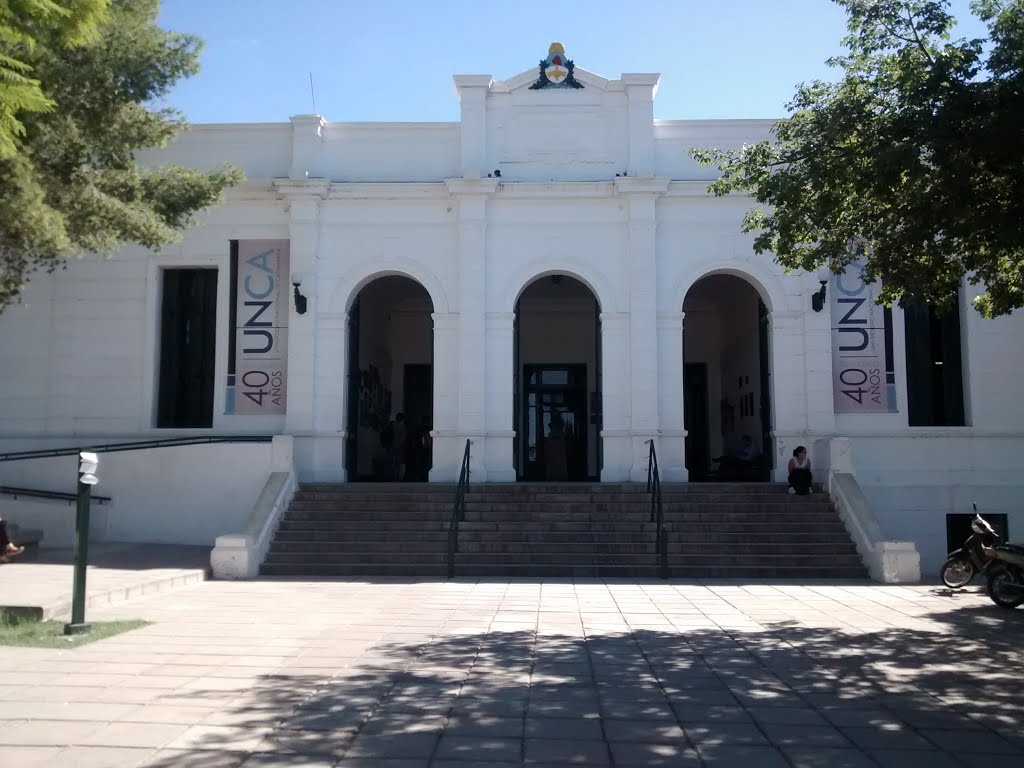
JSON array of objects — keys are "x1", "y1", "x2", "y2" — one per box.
[
  {"x1": 661, "y1": 483, "x2": 868, "y2": 579},
  {"x1": 261, "y1": 482, "x2": 868, "y2": 579}
]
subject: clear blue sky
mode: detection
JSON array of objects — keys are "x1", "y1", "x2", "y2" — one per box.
[{"x1": 156, "y1": 0, "x2": 989, "y2": 124}]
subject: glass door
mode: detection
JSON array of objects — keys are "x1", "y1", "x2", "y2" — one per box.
[{"x1": 522, "y1": 365, "x2": 588, "y2": 481}]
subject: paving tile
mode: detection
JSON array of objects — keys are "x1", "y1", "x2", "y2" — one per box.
[
  {"x1": 868, "y1": 750, "x2": 964, "y2": 768},
  {"x1": 840, "y1": 725, "x2": 935, "y2": 751},
  {"x1": 143, "y1": 749, "x2": 250, "y2": 768},
  {"x1": 442, "y1": 715, "x2": 522, "y2": 738},
  {"x1": 39, "y1": 746, "x2": 155, "y2": 767},
  {"x1": 525, "y1": 716, "x2": 603, "y2": 740},
  {"x1": 684, "y1": 722, "x2": 770, "y2": 746},
  {"x1": 747, "y1": 707, "x2": 829, "y2": 726},
  {"x1": 0, "y1": 745, "x2": 62, "y2": 768},
  {"x1": 695, "y1": 744, "x2": 790, "y2": 766},
  {"x1": 79, "y1": 722, "x2": 189, "y2": 749},
  {"x1": 759, "y1": 722, "x2": 853, "y2": 748},
  {"x1": 918, "y1": 728, "x2": 1023, "y2": 754},
  {"x1": 783, "y1": 747, "x2": 878, "y2": 768},
  {"x1": 608, "y1": 740, "x2": 701, "y2": 766},
  {"x1": 344, "y1": 732, "x2": 440, "y2": 759},
  {"x1": 0, "y1": 719, "x2": 106, "y2": 746},
  {"x1": 524, "y1": 737, "x2": 610, "y2": 765},
  {"x1": 433, "y1": 735, "x2": 521, "y2": 762},
  {"x1": 239, "y1": 754, "x2": 336, "y2": 768},
  {"x1": 602, "y1": 719, "x2": 686, "y2": 743}
]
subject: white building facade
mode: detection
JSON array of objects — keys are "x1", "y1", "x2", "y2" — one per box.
[{"x1": 2, "y1": 48, "x2": 1023, "y2": 574}]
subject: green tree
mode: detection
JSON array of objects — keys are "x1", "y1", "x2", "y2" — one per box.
[
  {"x1": 0, "y1": 0, "x2": 242, "y2": 310},
  {"x1": 691, "y1": 0, "x2": 1024, "y2": 317},
  {"x1": 0, "y1": 0, "x2": 108, "y2": 159}
]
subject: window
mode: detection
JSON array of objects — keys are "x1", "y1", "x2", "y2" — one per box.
[
  {"x1": 904, "y1": 296, "x2": 965, "y2": 426},
  {"x1": 157, "y1": 268, "x2": 218, "y2": 428}
]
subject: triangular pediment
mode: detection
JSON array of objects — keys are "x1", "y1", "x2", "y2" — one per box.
[{"x1": 495, "y1": 65, "x2": 613, "y2": 94}]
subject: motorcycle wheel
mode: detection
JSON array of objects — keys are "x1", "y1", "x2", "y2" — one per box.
[
  {"x1": 939, "y1": 558, "x2": 974, "y2": 589},
  {"x1": 986, "y1": 568, "x2": 1024, "y2": 609}
]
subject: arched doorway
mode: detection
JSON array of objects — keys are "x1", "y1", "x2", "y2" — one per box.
[
  {"x1": 345, "y1": 276, "x2": 434, "y2": 482},
  {"x1": 683, "y1": 274, "x2": 772, "y2": 481},
  {"x1": 514, "y1": 274, "x2": 601, "y2": 481}
]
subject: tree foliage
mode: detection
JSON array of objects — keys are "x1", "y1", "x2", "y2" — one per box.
[
  {"x1": 0, "y1": 0, "x2": 243, "y2": 310},
  {"x1": 0, "y1": 0, "x2": 108, "y2": 159},
  {"x1": 691, "y1": 0, "x2": 1024, "y2": 317}
]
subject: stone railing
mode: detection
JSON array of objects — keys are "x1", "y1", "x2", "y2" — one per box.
[
  {"x1": 828, "y1": 437, "x2": 920, "y2": 583},
  {"x1": 210, "y1": 436, "x2": 296, "y2": 579}
]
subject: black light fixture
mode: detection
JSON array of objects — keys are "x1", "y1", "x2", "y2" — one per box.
[
  {"x1": 811, "y1": 268, "x2": 831, "y2": 312},
  {"x1": 493, "y1": 169, "x2": 501, "y2": 178},
  {"x1": 291, "y1": 273, "x2": 307, "y2": 315}
]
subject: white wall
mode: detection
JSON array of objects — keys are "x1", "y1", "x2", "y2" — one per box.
[{"x1": 0, "y1": 442, "x2": 274, "y2": 546}]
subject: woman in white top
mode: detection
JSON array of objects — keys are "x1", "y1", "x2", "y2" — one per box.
[{"x1": 787, "y1": 446, "x2": 813, "y2": 495}]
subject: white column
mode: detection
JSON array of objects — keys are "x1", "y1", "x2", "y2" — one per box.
[
  {"x1": 600, "y1": 312, "x2": 631, "y2": 481},
  {"x1": 430, "y1": 312, "x2": 460, "y2": 481},
  {"x1": 804, "y1": 301, "x2": 837, "y2": 443},
  {"x1": 621, "y1": 186, "x2": 662, "y2": 481},
  {"x1": 484, "y1": 311, "x2": 516, "y2": 482},
  {"x1": 658, "y1": 311, "x2": 687, "y2": 481},
  {"x1": 284, "y1": 195, "x2": 320, "y2": 435},
  {"x1": 768, "y1": 311, "x2": 808, "y2": 480},
  {"x1": 447, "y1": 181, "x2": 496, "y2": 480},
  {"x1": 309, "y1": 312, "x2": 347, "y2": 482}
]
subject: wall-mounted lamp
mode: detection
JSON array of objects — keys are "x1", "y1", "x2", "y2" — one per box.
[
  {"x1": 291, "y1": 273, "x2": 307, "y2": 315},
  {"x1": 811, "y1": 267, "x2": 831, "y2": 312}
]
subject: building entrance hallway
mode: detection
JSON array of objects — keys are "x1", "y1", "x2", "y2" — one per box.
[
  {"x1": 345, "y1": 276, "x2": 434, "y2": 482},
  {"x1": 683, "y1": 274, "x2": 772, "y2": 482},
  {"x1": 522, "y1": 365, "x2": 589, "y2": 481},
  {"x1": 514, "y1": 274, "x2": 601, "y2": 481}
]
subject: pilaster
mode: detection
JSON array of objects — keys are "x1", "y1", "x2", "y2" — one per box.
[
  {"x1": 288, "y1": 114, "x2": 325, "y2": 180},
  {"x1": 658, "y1": 311, "x2": 687, "y2": 481},
  {"x1": 484, "y1": 311, "x2": 516, "y2": 482},
  {"x1": 600, "y1": 312, "x2": 631, "y2": 481},
  {"x1": 621, "y1": 74, "x2": 660, "y2": 178},
  {"x1": 453, "y1": 75, "x2": 492, "y2": 178},
  {"x1": 430, "y1": 311, "x2": 460, "y2": 481}
]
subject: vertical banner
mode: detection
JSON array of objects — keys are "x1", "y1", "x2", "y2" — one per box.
[
  {"x1": 226, "y1": 240, "x2": 289, "y2": 414},
  {"x1": 831, "y1": 261, "x2": 897, "y2": 413}
]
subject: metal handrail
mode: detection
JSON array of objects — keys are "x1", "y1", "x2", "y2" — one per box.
[
  {"x1": 447, "y1": 439, "x2": 472, "y2": 579},
  {"x1": 0, "y1": 485, "x2": 112, "y2": 505},
  {"x1": 0, "y1": 435, "x2": 273, "y2": 463},
  {"x1": 646, "y1": 439, "x2": 668, "y2": 579}
]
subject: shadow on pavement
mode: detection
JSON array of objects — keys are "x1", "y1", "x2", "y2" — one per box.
[{"x1": 146, "y1": 602, "x2": 1024, "y2": 767}]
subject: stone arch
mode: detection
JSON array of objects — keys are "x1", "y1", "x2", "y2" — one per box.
[
  {"x1": 327, "y1": 257, "x2": 450, "y2": 316},
  {"x1": 502, "y1": 261, "x2": 618, "y2": 314},
  {"x1": 675, "y1": 260, "x2": 785, "y2": 315}
]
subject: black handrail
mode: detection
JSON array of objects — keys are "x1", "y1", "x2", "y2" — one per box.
[
  {"x1": 646, "y1": 439, "x2": 668, "y2": 579},
  {"x1": 0, "y1": 435, "x2": 273, "y2": 463},
  {"x1": 447, "y1": 439, "x2": 472, "y2": 579},
  {"x1": 0, "y1": 485, "x2": 112, "y2": 505}
]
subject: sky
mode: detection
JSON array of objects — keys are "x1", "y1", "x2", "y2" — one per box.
[{"x1": 156, "y1": 0, "x2": 991, "y2": 124}]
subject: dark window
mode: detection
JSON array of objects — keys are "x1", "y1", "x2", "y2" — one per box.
[
  {"x1": 904, "y1": 298, "x2": 965, "y2": 426},
  {"x1": 157, "y1": 268, "x2": 218, "y2": 428}
]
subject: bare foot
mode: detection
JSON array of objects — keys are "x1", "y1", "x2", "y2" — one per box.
[{"x1": 4, "y1": 544, "x2": 23, "y2": 557}]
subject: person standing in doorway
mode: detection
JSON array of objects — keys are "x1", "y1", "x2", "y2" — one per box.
[{"x1": 787, "y1": 446, "x2": 813, "y2": 495}]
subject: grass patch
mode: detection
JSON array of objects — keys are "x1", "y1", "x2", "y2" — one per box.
[{"x1": 0, "y1": 615, "x2": 150, "y2": 648}]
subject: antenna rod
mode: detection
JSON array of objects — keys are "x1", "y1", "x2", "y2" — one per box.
[{"x1": 309, "y1": 72, "x2": 317, "y2": 115}]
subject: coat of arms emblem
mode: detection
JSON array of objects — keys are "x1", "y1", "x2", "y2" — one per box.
[{"x1": 529, "y1": 42, "x2": 584, "y2": 90}]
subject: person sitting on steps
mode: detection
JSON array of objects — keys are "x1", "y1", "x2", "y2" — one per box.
[
  {"x1": 0, "y1": 518, "x2": 25, "y2": 563},
  {"x1": 788, "y1": 446, "x2": 813, "y2": 496}
]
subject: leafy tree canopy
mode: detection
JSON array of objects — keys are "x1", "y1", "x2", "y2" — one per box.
[
  {"x1": 0, "y1": 0, "x2": 243, "y2": 310},
  {"x1": 691, "y1": 0, "x2": 1024, "y2": 317}
]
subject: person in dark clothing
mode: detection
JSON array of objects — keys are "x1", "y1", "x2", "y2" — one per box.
[
  {"x1": 0, "y1": 518, "x2": 25, "y2": 563},
  {"x1": 787, "y1": 446, "x2": 813, "y2": 495}
]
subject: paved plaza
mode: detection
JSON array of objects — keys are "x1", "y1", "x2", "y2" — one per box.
[{"x1": 1, "y1": 571, "x2": 1023, "y2": 767}]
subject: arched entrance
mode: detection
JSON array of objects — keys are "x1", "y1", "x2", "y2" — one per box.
[
  {"x1": 514, "y1": 274, "x2": 601, "y2": 481},
  {"x1": 683, "y1": 274, "x2": 772, "y2": 481},
  {"x1": 345, "y1": 276, "x2": 434, "y2": 482}
]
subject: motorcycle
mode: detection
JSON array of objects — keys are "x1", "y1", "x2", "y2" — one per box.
[
  {"x1": 986, "y1": 544, "x2": 1024, "y2": 609},
  {"x1": 939, "y1": 504, "x2": 999, "y2": 588}
]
